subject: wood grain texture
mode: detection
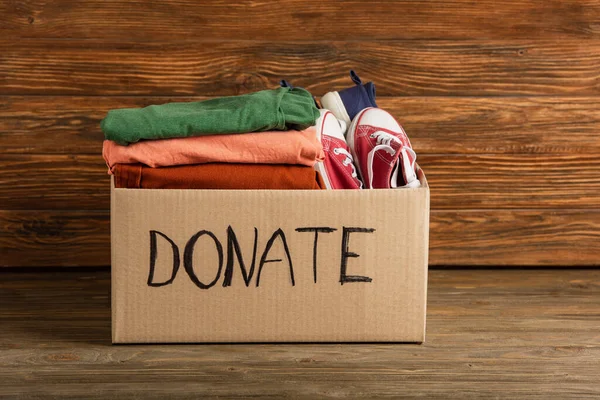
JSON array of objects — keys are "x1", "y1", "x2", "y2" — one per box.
[
  {"x1": 1, "y1": 0, "x2": 599, "y2": 41},
  {"x1": 390, "y1": 97, "x2": 600, "y2": 155},
  {"x1": 2, "y1": 154, "x2": 599, "y2": 210},
  {"x1": 1, "y1": 269, "x2": 599, "y2": 398},
  {"x1": 0, "y1": 155, "x2": 108, "y2": 210},
  {"x1": 3, "y1": 96, "x2": 600, "y2": 155},
  {"x1": 2, "y1": 39, "x2": 600, "y2": 96},
  {"x1": 2, "y1": 0, "x2": 598, "y2": 269},
  {"x1": 429, "y1": 210, "x2": 600, "y2": 266},
  {"x1": 421, "y1": 154, "x2": 600, "y2": 209},
  {"x1": 0, "y1": 210, "x2": 109, "y2": 267},
  {"x1": 2, "y1": 210, "x2": 599, "y2": 267}
]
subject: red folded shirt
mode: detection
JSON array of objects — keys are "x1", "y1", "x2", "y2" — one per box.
[{"x1": 113, "y1": 163, "x2": 326, "y2": 190}]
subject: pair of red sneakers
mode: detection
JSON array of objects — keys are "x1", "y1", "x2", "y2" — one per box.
[{"x1": 314, "y1": 108, "x2": 420, "y2": 190}]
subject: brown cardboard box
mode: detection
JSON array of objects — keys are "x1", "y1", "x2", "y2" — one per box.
[{"x1": 111, "y1": 168, "x2": 429, "y2": 343}]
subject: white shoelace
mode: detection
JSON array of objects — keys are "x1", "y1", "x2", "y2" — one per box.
[
  {"x1": 366, "y1": 131, "x2": 418, "y2": 189},
  {"x1": 333, "y1": 147, "x2": 361, "y2": 185},
  {"x1": 371, "y1": 131, "x2": 402, "y2": 147}
]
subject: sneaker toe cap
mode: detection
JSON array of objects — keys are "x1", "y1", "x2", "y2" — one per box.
[{"x1": 357, "y1": 108, "x2": 400, "y2": 130}]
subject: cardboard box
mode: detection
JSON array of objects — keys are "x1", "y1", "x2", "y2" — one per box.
[{"x1": 111, "y1": 168, "x2": 429, "y2": 343}]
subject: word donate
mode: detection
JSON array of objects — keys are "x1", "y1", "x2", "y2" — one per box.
[{"x1": 147, "y1": 226, "x2": 376, "y2": 289}]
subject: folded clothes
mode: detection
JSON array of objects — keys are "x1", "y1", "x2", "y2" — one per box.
[
  {"x1": 103, "y1": 127, "x2": 323, "y2": 173},
  {"x1": 101, "y1": 87, "x2": 320, "y2": 145},
  {"x1": 113, "y1": 163, "x2": 326, "y2": 190}
]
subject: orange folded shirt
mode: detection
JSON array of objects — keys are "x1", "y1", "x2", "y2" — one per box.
[
  {"x1": 113, "y1": 163, "x2": 326, "y2": 190},
  {"x1": 103, "y1": 127, "x2": 324, "y2": 174}
]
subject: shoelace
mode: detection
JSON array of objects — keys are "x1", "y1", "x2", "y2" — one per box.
[
  {"x1": 366, "y1": 131, "x2": 417, "y2": 189},
  {"x1": 333, "y1": 147, "x2": 362, "y2": 187},
  {"x1": 371, "y1": 130, "x2": 402, "y2": 147}
]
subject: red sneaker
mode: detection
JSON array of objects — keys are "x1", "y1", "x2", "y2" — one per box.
[
  {"x1": 314, "y1": 110, "x2": 363, "y2": 189},
  {"x1": 347, "y1": 108, "x2": 420, "y2": 189}
]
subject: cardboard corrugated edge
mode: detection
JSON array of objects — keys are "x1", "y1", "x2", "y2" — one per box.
[
  {"x1": 111, "y1": 175, "x2": 117, "y2": 343},
  {"x1": 416, "y1": 165, "x2": 430, "y2": 343}
]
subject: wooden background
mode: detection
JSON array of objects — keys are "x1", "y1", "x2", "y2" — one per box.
[{"x1": 1, "y1": 0, "x2": 599, "y2": 267}]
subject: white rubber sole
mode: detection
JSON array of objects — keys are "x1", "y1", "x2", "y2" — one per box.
[{"x1": 320, "y1": 91, "x2": 351, "y2": 130}]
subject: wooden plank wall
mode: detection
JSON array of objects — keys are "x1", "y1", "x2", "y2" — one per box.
[{"x1": 1, "y1": 0, "x2": 599, "y2": 267}]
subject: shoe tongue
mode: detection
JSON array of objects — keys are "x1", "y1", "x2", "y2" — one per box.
[
  {"x1": 375, "y1": 141, "x2": 416, "y2": 188},
  {"x1": 388, "y1": 137, "x2": 404, "y2": 153},
  {"x1": 394, "y1": 147, "x2": 419, "y2": 188},
  {"x1": 367, "y1": 144, "x2": 401, "y2": 189}
]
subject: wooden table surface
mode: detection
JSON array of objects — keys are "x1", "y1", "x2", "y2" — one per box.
[{"x1": 1, "y1": 268, "x2": 599, "y2": 399}]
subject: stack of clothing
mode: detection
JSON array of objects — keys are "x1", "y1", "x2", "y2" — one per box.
[
  {"x1": 102, "y1": 72, "x2": 422, "y2": 191},
  {"x1": 102, "y1": 87, "x2": 326, "y2": 190}
]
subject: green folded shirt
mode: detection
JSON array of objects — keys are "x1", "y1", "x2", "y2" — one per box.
[{"x1": 101, "y1": 87, "x2": 320, "y2": 145}]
